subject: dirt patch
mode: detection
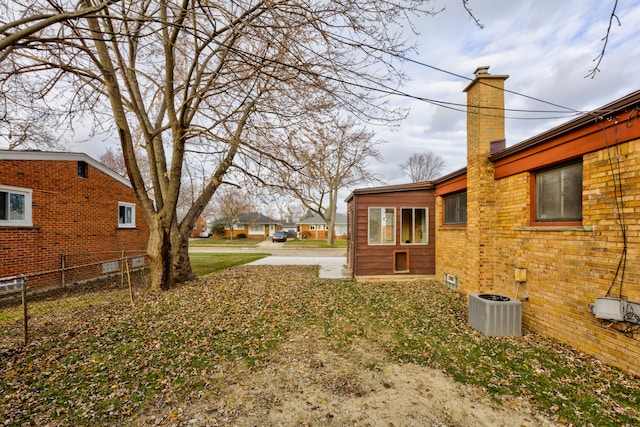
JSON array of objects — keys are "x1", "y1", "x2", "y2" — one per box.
[{"x1": 135, "y1": 328, "x2": 558, "y2": 427}]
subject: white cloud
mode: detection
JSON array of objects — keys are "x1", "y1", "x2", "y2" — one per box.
[{"x1": 361, "y1": 0, "x2": 640, "y2": 194}]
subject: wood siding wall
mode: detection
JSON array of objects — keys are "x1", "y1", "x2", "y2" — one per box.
[{"x1": 348, "y1": 189, "x2": 436, "y2": 278}]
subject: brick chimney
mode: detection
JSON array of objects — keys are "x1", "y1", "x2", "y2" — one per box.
[{"x1": 463, "y1": 66, "x2": 509, "y2": 294}]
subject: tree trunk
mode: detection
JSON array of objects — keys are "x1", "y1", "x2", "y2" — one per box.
[
  {"x1": 326, "y1": 189, "x2": 338, "y2": 246},
  {"x1": 326, "y1": 217, "x2": 336, "y2": 246},
  {"x1": 171, "y1": 224, "x2": 197, "y2": 284},
  {"x1": 147, "y1": 216, "x2": 174, "y2": 292}
]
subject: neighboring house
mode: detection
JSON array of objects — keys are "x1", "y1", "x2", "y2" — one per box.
[
  {"x1": 345, "y1": 183, "x2": 435, "y2": 278},
  {"x1": 281, "y1": 220, "x2": 298, "y2": 235},
  {"x1": 191, "y1": 216, "x2": 208, "y2": 237},
  {"x1": 213, "y1": 212, "x2": 279, "y2": 238},
  {"x1": 177, "y1": 209, "x2": 208, "y2": 238},
  {"x1": 346, "y1": 66, "x2": 640, "y2": 376},
  {"x1": 0, "y1": 150, "x2": 150, "y2": 291},
  {"x1": 298, "y1": 213, "x2": 347, "y2": 240}
]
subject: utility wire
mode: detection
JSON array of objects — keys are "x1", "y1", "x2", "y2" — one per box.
[
  {"x1": 220, "y1": 40, "x2": 584, "y2": 121},
  {"x1": 324, "y1": 30, "x2": 584, "y2": 114}
]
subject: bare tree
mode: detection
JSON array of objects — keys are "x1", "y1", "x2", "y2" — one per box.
[
  {"x1": 280, "y1": 115, "x2": 381, "y2": 245},
  {"x1": 210, "y1": 188, "x2": 253, "y2": 240},
  {"x1": 1, "y1": 0, "x2": 438, "y2": 291},
  {"x1": 402, "y1": 151, "x2": 445, "y2": 183},
  {"x1": 98, "y1": 147, "x2": 127, "y2": 177}
]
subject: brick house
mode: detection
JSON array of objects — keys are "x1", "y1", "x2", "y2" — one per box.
[
  {"x1": 212, "y1": 212, "x2": 279, "y2": 238},
  {"x1": 182, "y1": 213, "x2": 208, "y2": 238},
  {"x1": 0, "y1": 150, "x2": 149, "y2": 291},
  {"x1": 434, "y1": 67, "x2": 640, "y2": 375},
  {"x1": 191, "y1": 216, "x2": 208, "y2": 238},
  {"x1": 346, "y1": 184, "x2": 435, "y2": 278},
  {"x1": 298, "y1": 213, "x2": 347, "y2": 240}
]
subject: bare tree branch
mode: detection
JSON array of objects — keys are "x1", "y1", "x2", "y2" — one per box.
[{"x1": 586, "y1": 0, "x2": 620, "y2": 79}]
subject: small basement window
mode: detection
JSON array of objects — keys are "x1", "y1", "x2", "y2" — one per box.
[{"x1": 77, "y1": 161, "x2": 88, "y2": 178}]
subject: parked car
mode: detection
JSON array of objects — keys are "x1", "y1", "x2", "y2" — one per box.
[
  {"x1": 199, "y1": 231, "x2": 212, "y2": 238},
  {"x1": 271, "y1": 230, "x2": 287, "y2": 242}
]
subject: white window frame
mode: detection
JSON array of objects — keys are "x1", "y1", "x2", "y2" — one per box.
[
  {"x1": 368, "y1": 207, "x2": 396, "y2": 245},
  {"x1": 118, "y1": 202, "x2": 136, "y2": 228},
  {"x1": 400, "y1": 207, "x2": 429, "y2": 245},
  {"x1": 248, "y1": 224, "x2": 263, "y2": 234},
  {"x1": 0, "y1": 185, "x2": 32, "y2": 227}
]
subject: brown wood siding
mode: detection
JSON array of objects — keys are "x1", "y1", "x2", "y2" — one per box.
[{"x1": 351, "y1": 188, "x2": 436, "y2": 277}]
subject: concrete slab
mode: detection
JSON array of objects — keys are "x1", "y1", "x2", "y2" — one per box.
[{"x1": 247, "y1": 256, "x2": 348, "y2": 280}]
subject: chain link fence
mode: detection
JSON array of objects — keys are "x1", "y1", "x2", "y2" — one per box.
[{"x1": 0, "y1": 251, "x2": 149, "y2": 347}]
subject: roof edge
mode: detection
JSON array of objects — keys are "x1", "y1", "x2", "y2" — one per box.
[
  {"x1": 0, "y1": 150, "x2": 132, "y2": 188},
  {"x1": 489, "y1": 89, "x2": 640, "y2": 162}
]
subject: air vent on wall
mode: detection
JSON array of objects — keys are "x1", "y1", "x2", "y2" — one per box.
[{"x1": 443, "y1": 273, "x2": 458, "y2": 291}]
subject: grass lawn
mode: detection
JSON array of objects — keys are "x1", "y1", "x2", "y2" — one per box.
[
  {"x1": 189, "y1": 252, "x2": 269, "y2": 276},
  {"x1": 1, "y1": 264, "x2": 639, "y2": 426},
  {"x1": 284, "y1": 238, "x2": 347, "y2": 249},
  {"x1": 188, "y1": 237, "x2": 263, "y2": 247}
]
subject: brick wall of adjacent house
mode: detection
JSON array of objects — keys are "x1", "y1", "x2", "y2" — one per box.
[{"x1": 0, "y1": 159, "x2": 149, "y2": 290}]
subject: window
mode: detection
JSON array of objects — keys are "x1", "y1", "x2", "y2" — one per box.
[
  {"x1": 368, "y1": 207, "x2": 395, "y2": 245},
  {"x1": 444, "y1": 192, "x2": 467, "y2": 225},
  {"x1": 248, "y1": 224, "x2": 263, "y2": 234},
  {"x1": 77, "y1": 161, "x2": 88, "y2": 178},
  {"x1": 535, "y1": 162, "x2": 582, "y2": 223},
  {"x1": 118, "y1": 202, "x2": 136, "y2": 228},
  {"x1": 0, "y1": 185, "x2": 32, "y2": 226},
  {"x1": 401, "y1": 207, "x2": 428, "y2": 244}
]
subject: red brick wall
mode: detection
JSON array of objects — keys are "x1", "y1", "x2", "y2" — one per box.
[
  {"x1": 0, "y1": 158, "x2": 149, "y2": 289},
  {"x1": 190, "y1": 216, "x2": 207, "y2": 238}
]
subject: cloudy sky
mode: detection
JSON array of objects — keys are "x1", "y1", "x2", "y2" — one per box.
[
  {"x1": 57, "y1": 0, "x2": 639, "y2": 210},
  {"x1": 369, "y1": 0, "x2": 640, "y2": 186}
]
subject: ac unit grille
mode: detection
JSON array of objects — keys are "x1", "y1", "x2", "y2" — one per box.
[{"x1": 468, "y1": 293, "x2": 522, "y2": 337}]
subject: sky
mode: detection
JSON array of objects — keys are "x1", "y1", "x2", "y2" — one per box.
[
  {"x1": 369, "y1": 0, "x2": 640, "y2": 187},
  {"x1": 57, "y1": 0, "x2": 640, "y2": 211}
]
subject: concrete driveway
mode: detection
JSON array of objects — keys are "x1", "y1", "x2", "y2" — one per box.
[{"x1": 190, "y1": 240, "x2": 350, "y2": 280}]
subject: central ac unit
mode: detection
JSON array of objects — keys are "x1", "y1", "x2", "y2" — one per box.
[{"x1": 468, "y1": 293, "x2": 522, "y2": 337}]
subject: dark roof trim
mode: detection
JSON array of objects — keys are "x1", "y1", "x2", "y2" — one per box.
[
  {"x1": 345, "y1": 181, "x2": 434, "y2": 202},
  {"x1": 433, "y1": 167, "x2": 467, "y2": 185},
  {"x1": 489, "y1": 89, "x2": 640, "y2": 162}
]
